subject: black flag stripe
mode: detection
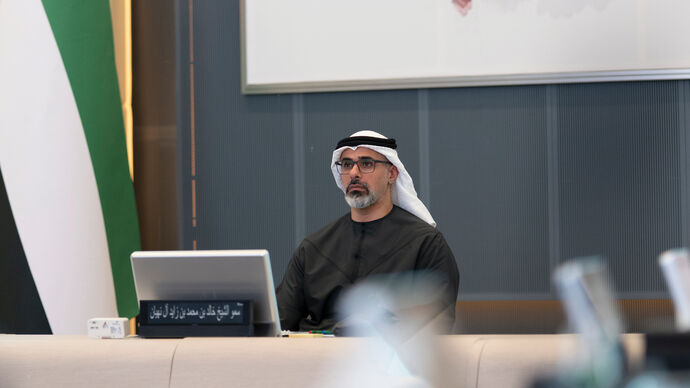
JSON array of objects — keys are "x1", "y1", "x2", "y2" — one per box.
[{"x1": 0, "y1": 169, "x2": 51, "y2": 334}]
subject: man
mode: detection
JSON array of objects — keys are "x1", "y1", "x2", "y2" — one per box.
[{"x1": 276, "y1": 130, "x2": 459, "y2": 332}]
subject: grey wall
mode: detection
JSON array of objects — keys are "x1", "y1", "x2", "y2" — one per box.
[{"x1": 175, "y1": 0, "x2": 690, "y2": 301}]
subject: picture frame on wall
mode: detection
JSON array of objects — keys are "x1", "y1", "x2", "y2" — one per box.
[{"x1": 241, "y1": 0, "x2": 690, "y2": 94}]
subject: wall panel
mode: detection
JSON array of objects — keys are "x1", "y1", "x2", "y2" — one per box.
[{"x1": 175, "y1": 1, "x2": 690, "y2": 324}]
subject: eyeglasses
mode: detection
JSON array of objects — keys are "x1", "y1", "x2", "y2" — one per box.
[{"x1": 335, "y1": 158, "x2": 392, "y2": 175}]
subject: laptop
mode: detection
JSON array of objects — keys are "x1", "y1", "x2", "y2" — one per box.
[{"x1": 130, "y1": 249, "x2": 281, "y2": 337}]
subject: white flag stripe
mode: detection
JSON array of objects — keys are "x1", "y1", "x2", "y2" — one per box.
[{"x1": 0, "y1": 0, "x2": 118, "y2": 334}]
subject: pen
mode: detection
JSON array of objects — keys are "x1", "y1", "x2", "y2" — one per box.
[{"x1": 308, "y1": 330, "x2": 333, "y2": 335}]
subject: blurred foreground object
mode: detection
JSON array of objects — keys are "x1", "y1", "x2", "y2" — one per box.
[
  {"x1": 554, "y1": 258, "x2": 623, "y2": 347},
  {"x1": 658, "y1": 248, "x2": 690, "y2": 332},
  {"x1": 640, "y1": 248, "x2": 690, "y2": 373},
  {"x1": 315, "y1": 272, "x2": 450, "y2": 387},
  {"x1": 535, "y1": 257, "x2": 627, "y2": 388}
]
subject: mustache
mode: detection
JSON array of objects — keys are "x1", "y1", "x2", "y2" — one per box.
[{"x1": 346, "y1": 179, "x2": 369, "y2": 193}]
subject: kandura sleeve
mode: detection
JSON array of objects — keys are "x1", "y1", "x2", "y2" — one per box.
[
  {"x1": 417, "y1": 231, "x2": 460, "y2": 331},
  {"x1": 276, "y1": 245, "x2": 307, "y2": 331}
]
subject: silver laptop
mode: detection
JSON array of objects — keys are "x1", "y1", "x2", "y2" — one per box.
[{"x1": 130, "y1": 249, "x2": 281, "y2": 337}]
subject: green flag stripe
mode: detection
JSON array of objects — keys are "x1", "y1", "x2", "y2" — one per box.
[{"x1": 41, "y1": 0, "x2": 140, "y2": 317}]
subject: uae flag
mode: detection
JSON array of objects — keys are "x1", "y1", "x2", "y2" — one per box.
[{"x1": 0, "y1": 0, "x2": 140, "y2": 334}]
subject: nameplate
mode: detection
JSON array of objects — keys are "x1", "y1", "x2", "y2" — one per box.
[{"x1": 138, "y1": 300, "x2": 253, "y2": 337}]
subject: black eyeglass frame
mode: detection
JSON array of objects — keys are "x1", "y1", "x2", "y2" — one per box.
[{"x1": 334, "y1": 158, "x2": 392, "y2": 175}]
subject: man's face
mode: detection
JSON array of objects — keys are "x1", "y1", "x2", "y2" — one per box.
[{"x1": 339, "y1": 147, "x2": 395, "y2": 209}]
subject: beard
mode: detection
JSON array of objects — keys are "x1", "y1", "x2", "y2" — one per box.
[{"x1": 344, "y1": 180, "x2": 382, "y2": 209}]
